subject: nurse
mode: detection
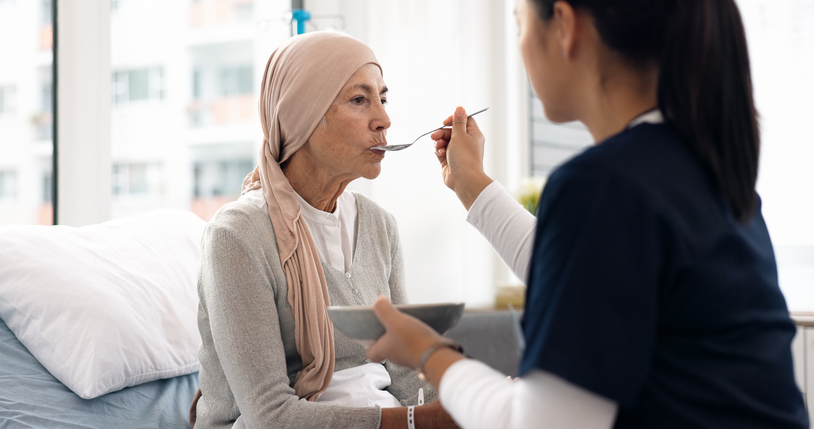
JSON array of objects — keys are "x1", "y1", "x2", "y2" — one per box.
[{"x1": 366, "y1": 0, "x2": 809, "y2": 428}]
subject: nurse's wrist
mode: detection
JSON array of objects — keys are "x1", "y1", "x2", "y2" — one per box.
[
  {"x1": 456, "y1": 172, "x2": 493, "y2": 211},
  {"x1": 420, "y1": 347, "x2": 467, "y2": 389}
]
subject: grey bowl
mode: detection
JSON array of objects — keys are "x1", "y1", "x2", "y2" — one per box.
[{"x1": 327, "y1": 302, "x2": 465, "y2": 347}]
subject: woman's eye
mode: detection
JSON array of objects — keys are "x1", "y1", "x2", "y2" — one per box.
[
  {"x1": 381, "y1": 98, "x2": 388, "y2": 106},
  {"x1": 352, "y1": 97, "x2": 365, "y2": 105}
]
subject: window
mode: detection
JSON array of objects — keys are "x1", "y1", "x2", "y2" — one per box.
[
  {"x1": 193, "y1": 158, "x2": 253, "y2": 198},
  {"x1": 0, "y1": 0, "x2": 53, "y2": 225},
  {"x1": 0, "y1": 86, "x2": 15, "y2": 116},
  {"x1": 525, "y1": 1, "x2": 814, "y2": 311},
  {"x1": 233, "y1": 1, "x2": 253, "y2": 23},
  {"x1": 3, "y1": 0, "x2": 806, "y2": 307},
  {"x1": 40, "y1": 0, "x2": 51, "y2": 24},
  {"x1": 188, "y1": 43, "x2": 255, "y2": 128},
  {"x1": 736, "y1": 0, "x2": 814, "y2": 311},
  {"x1": 41, "y1": 171, "x2": 51, "y2": 203},
  {"x1": 36, "y1": 68, "x2": 53, "y2": 140},
  {"x1": 0, "y1": 170, "x2": 17, "y2": 202},
  {"x1": 39, "y1": 0, "x2": 52, "y2": 50},
  {"x1": 218, "y1": 65, "x2": 253, "y2": 96},
  {"x1": 190, "y1": 0, "x2": 255, "y2": 27},
  {"x1": 112, "y1": 162, "x2": 162, "y2": 197},
  {"x1": 111, "y1": 0, "x2": 261, "y2": 221},
  {"x1": 528, "y1": 91, "x2": 592, "y2": 178},
  {"x1": 192, "y1": 68, "x2": 203, "y2": 100},
  {"x1": 112, "y1": 68, "x2": 164, "y2": 104}
]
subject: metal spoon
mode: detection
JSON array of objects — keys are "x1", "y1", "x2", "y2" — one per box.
[{"x1": 373, "y1": 107, "x2": 489, "y2": 152}]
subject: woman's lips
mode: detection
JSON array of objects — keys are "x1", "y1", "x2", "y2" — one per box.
[{"x1": 370, "y1": 142, "x2": 386, "y2": 152}]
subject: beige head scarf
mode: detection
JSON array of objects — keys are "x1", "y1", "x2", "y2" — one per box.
[{"x1": 241, "y1": 32, "x2": 381, "y2": 401}]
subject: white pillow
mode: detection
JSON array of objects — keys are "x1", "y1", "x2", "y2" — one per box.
[{"x1": 0, "y1": 209, "x2": 206, "y2": 399}]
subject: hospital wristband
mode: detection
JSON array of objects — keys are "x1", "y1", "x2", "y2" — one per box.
[{"x1": 407, "y1": 405, "x2": 416, "y2": 429}]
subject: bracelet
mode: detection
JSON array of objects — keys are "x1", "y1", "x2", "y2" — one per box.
[
  {"x1": 407, "y1": 405, "x2": 416, "y2": 429},
  {"x1": 417, "y1": 340, "x2": 464, "y2": 381}
]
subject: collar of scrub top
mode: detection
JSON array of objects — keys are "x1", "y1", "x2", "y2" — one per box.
[{"x1": 627, "y1": 109, "x2": 665, "y2": 128}]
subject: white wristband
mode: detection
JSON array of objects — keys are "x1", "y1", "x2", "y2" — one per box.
[{"x1": 407, "y1": 405, "x2": 416, "y2": 429}]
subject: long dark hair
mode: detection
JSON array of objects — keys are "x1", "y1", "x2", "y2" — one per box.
[{"x1": 531, "y1": 0, "x2": 760, "y2": 223}]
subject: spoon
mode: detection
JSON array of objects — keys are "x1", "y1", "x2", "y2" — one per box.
[{"x1": 373, "y1": 107, "x2": 489, "y2": 152}]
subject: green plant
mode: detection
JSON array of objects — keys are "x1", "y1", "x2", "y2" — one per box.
[{"x1": 514, "y1": 178, "x2": 546, "y2": 215}]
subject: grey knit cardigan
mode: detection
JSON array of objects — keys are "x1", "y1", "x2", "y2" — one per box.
[{"x1": 195, "y1": 193, "x2": 436, "y2": 429}]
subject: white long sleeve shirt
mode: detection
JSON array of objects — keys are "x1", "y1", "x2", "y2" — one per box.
[
  {"x1": 466, "y1": 181, "x2": 537, "y2": 283},
  {"x1": 240, "y1": 188, "x2": 357, "y2": 273}
]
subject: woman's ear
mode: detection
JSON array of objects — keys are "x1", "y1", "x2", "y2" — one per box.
[{"x1": 552, "y1": 1, "x2": 577, "y2": 59}]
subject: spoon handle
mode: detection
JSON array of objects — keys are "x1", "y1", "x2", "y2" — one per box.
[
  {"x1": 417, "y1": 107, "x2": 489, "y2": 142},
  {"x1": 438, "y1": 107, "x2": 490, "y2": 129},
  {"x1": 376, "y1": 107, "x2": 490, "y2": 151}
]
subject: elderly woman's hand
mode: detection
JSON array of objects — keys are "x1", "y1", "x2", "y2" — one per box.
[
  {"x1": 431, "y1": 106, "x2": 493, "y2": 210},
  {"x1": 369, "y1": 296, "x2": 463, "y2": 429}
]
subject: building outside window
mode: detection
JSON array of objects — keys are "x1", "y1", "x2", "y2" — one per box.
[
  {"x1": 528, "y1": 92, "x2": 591, "y2": 178},
  {"x1": 193, "y1": 158, "x2": 253, "y2": 198},
  {"x1": 190, "y1": 0, "x2": 254, "y2": 28},
  {"x1": 189, "y1": 142, "x2": 255, "y2": 220},
  {"x1": 218, "y1": 65, "x2": 253, "y2": 97},
  {"x1": 40, "y1": 0, "x2": 50, "y2": 24},
  {"x1": 110, "y1": 0, "x2": 265, "y2": 221},
  {"x1": 38, "y1": 0, "x2": 51, "y2": 50},
  {"x1": 0, "y1": 0, "x2": 53, "y2": 225},
  {"x1": 112, "y1": 162, "x2": 162, "y2": 198},
  {"x1": 112, "y1": 68, "x2": 164, "y2": 105},
  {"x1": 188, "y1": 42, "x2": 255, "y2": 128},
  {"x1": 35, "y1": 67, "x2": 52, "y2": 141},
  {"x1": 41, "y1": 171, "x2": 51, "y2": 204},
  {"x1": 0, "y1": 86, "x2": 16, "y2": 116},
  {"x1": 0, "y1": 170, "x2": 17, "y2": 202}
]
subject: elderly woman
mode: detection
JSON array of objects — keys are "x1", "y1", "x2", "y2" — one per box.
[{"x1": 192, "y1": 32, "x2": 457, "y2": 429}]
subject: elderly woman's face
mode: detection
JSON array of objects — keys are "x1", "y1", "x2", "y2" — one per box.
[{"x1": 305, "y1": 64, "x2": 390, "y2": 182}]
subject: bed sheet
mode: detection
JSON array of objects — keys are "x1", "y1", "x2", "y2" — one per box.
[{"x1": 0, "y1": 316, "x2": 199, "y2": 429}]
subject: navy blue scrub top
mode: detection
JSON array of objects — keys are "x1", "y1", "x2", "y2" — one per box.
[{"x1": 521, "y1": 122, "x2": 808, "y2": 428}]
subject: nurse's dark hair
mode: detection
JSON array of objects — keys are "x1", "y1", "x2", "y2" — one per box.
[{"x1": 530, "y1": 0, "x2": 760, "y2": 223}]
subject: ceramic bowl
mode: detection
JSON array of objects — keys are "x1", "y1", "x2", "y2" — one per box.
[{"x1": 327, "y1": 302, "x2": 465, "y2": 347}]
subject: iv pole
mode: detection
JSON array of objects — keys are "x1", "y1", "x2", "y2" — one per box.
[{"x1": 291, "y1": 0, "x2": 311, "y2": 35}]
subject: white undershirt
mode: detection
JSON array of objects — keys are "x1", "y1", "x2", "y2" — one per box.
[
  {"x1": 240, "y1": 188, "x2": 357, "y2": 273},
  {"x1": 446, "y1": 111, "x2": 665, "y2": 428}
]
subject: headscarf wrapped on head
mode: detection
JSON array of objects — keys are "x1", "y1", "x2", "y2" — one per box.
[{"x1": 241, "y1": 32, "x2": 381, "y2": 401}]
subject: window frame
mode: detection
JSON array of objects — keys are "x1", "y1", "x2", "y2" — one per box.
[{"x1": 54, "y1": 0, "x2": 112, "y2": 226}]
